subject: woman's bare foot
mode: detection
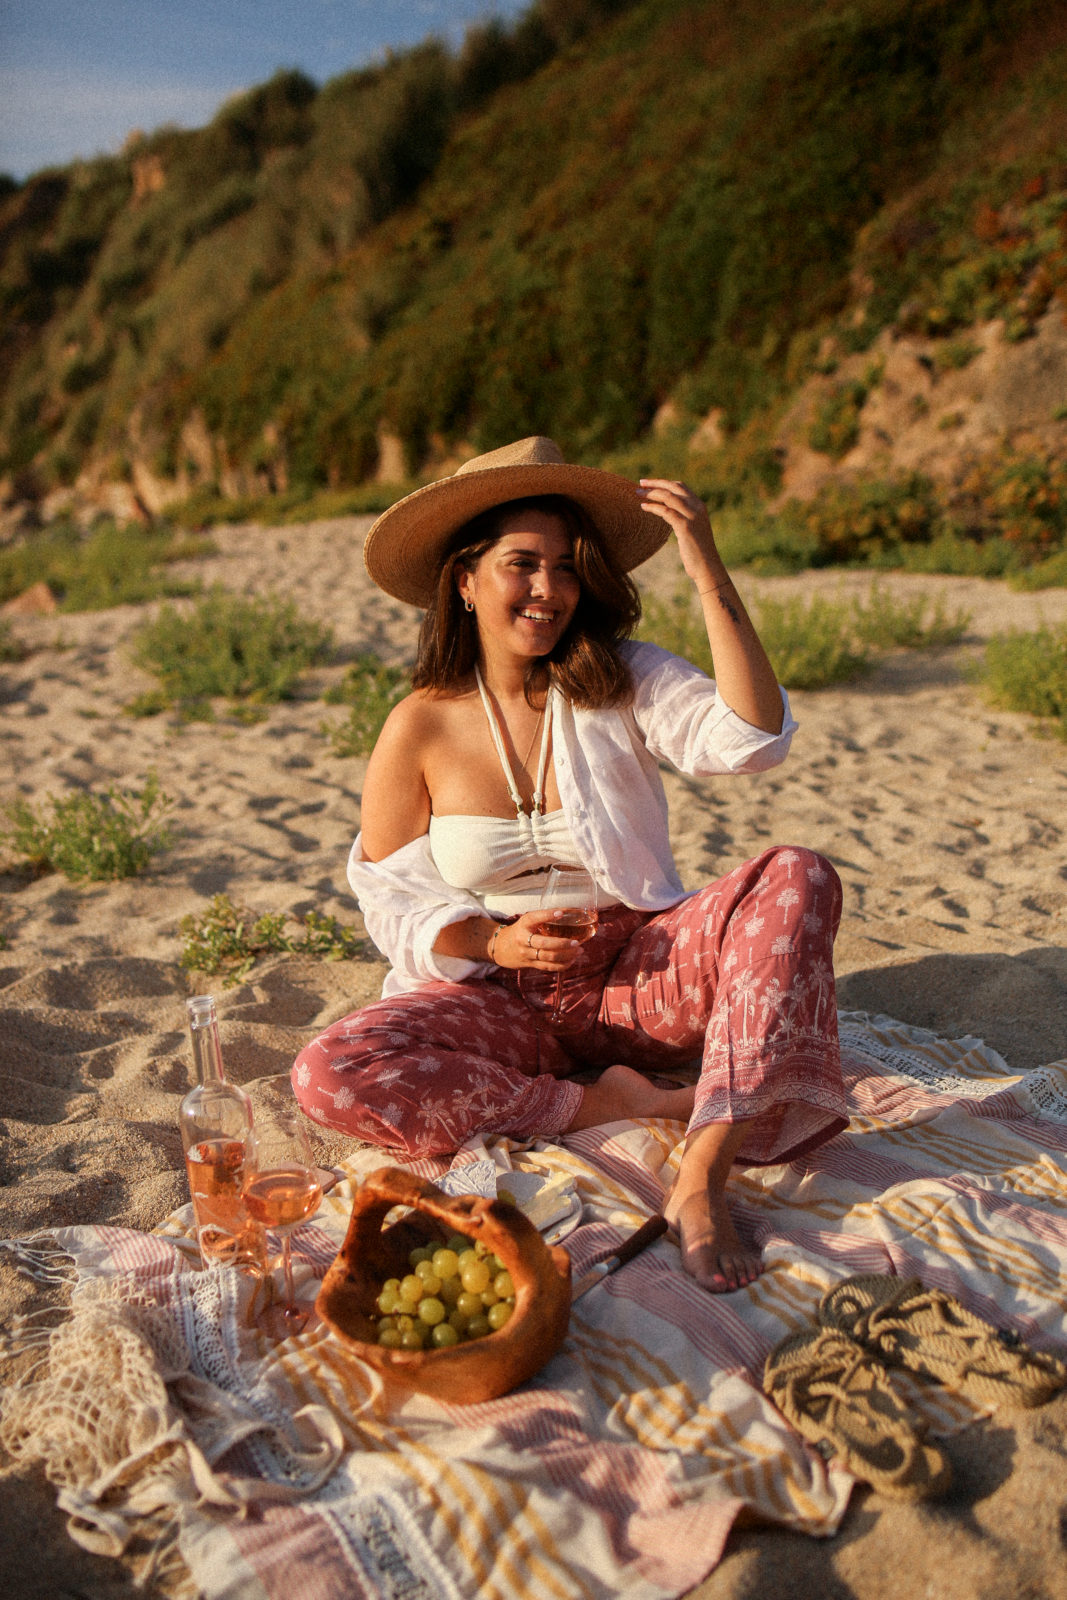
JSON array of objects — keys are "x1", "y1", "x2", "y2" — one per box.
[
  {"x1": 662, "y1": 1186, "x2": 762, "y2": 1293},
  {"x1": 564, "y1": 1063, "x2": 696, "y2": 1131},
  {"x1": 663, "y1": 1118, "x2": 763, "y2": 1293}
]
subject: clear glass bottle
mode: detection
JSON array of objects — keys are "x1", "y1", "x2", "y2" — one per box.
[{"x1": 180, "y1": 995, "x2": 264, "y2": 1270}]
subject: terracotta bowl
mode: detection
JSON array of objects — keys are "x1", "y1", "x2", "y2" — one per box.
[{"x1": 316, "y1": 1165, "x2": 572, "y2": 1404}]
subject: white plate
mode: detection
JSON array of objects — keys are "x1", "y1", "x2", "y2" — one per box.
[{"x1": 542, "y1": 1193, "x2": 583, "y2": 1246}]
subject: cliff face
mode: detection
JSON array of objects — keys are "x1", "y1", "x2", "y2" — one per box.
[
  {"x1": 774, "y1": 309, "x2": 1067, "y2": 507},
  {"x1": 1, "y1": 0, "x2": 1065, "y2": 533}
]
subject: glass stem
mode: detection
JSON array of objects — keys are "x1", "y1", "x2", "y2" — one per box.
[{"x1": 281, "y1": 1235, "x2": 297, "y2": 1311}]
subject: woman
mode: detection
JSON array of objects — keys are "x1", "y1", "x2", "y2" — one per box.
[{"x1": 293, "y1": 436, "x2": 846, "y2": 1293}]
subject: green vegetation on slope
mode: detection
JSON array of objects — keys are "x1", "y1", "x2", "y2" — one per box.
[{"x1": 1, "y1": 0, "x2": 1066, "y2": 532}]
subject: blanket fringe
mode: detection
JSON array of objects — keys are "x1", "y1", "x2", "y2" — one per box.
[
  {"x1": 0, "y1": 1264, "x2": 344, "y2": 1594},
  {"x1": 0, "y1": 1232, "x2": 78, "y2": 1285}
]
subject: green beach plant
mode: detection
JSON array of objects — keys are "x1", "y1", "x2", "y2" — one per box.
[
  {"x1": 0, "y1": 520, "x2": 211, "y2": 612},
  {"x1": 180, "y1": 892, "x2": 368, "y2": 986},
  {"x1": 885, "y1": 532, "x2": 1022, "y2": 579},
  {"x1": 1, "y1": 773, "x2": 174, "y2": 881},
  {"x1": 322, "y1": 654, "x2": 411, "y2": 756},
  {"x1": 1009, "y1": 550, "x2": 1067, "y2": 590},
  {"x1": 639, "y1": 588, "x2": 869, "y2": 689},
  {"x1": 130, "y1": 587, "x2": 333, "y2": 717},
  {"x1": 980, "y1": 624, "x2": 1067, "y2": 738},
  {"x1": 639, "y1": 580, "x2": 971, "y2": 690},
  {"x1": 850, "y1": 581, "x2": 970, "y2": 649},
  {"x1": 0, "y1": 619, "x2": 29, "y2": 662},
  {"x1": 752, "y1": 595, "x2": 872, "y2": 689}
]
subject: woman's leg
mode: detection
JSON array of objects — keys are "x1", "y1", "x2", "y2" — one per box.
[
  {"x1": 589, "y1": 847, "x2": 846, "y2": 1292},
  {"x1": 291, "y1": 980, "x2": 586, "y2": 1158}
]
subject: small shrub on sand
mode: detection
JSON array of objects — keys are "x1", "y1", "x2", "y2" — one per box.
[
  {"x1": 639, "y1": 581, "x2": 969, "y2": 691},
  {"x1": 180, "y1": 893, "x2": 368, "y2": 986},
  {"x1": 640, "y1": 588, "x2": 867, "y2": 688},
  {"x1": 981, "y1": 625, "x2": 1067, "y2": 739},
  {"x1": 640, "y1": 587, "x2": 869, "y2": 688},
  {"x1": 752, "y1": 595, "x2": 872, "y2": 689},
  {"x1": 2, "y1": 773, "x2": 174, "y2": 881},
  {"x1": 1008, "y1": 549, "x2": 1067, "y2": 591},
  {"x1": 712, "y1": 505, "x2": 820, "y2": 575},
  {"x1": 850, "y1": 582, "x2": 970, "y2": 650},
  {"x1": 131, "y1": 588, "x2": 333, "y2": 716},
  {"x1": 322, "y1": 654, "x2": 410, "y2": 756},
  {"x1": 0, "y1": 520, "x2": 210, "y2": 612},
  {"x1": 0, "y1": 620, "x2": 29, "y2": 662},
  {"x1": 888, "y1": 532, "x2": 1021, "y2": 579}
]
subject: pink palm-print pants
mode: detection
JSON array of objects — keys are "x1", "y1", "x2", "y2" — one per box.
[{"x1": 292, "y1": 846, "x2": 847, "y2": 1162}]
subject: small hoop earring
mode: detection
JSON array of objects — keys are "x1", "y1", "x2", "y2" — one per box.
[{"x1": 463, "y1": 598, "x2": 474, "y2": 613}]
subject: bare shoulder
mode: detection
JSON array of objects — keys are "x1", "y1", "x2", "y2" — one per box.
[{"x1": 373, "y1": 687, "x2": 445, "y2": 751}]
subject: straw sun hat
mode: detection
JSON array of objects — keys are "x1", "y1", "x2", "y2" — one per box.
[{"x1": 363, "y1": 436, "x2": 671, "y2": 607}]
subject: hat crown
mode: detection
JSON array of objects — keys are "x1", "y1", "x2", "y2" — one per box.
[
  {"x1": 453, "y1": 436, "x2": 565, "y2": 478},
  {"x1": 364, "y1": 434, "x2": 670, "y2": 606}
]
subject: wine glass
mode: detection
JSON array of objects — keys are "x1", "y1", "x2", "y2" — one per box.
[
  {"x1": 527, "y1": 865, "x2": 600, "y2": 1025},
  {"x1": 241, "y1": 1098, "x2": 324, "y2": 1339}
]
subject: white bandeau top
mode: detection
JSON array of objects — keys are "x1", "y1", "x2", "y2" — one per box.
[{"x1": 428, "y1": 666, "x2": 597, "y2": 915}]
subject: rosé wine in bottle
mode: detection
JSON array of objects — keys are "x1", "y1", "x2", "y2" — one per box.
[{"x1": 180, "y1": 996, "x2": 264, "y2": 1271}]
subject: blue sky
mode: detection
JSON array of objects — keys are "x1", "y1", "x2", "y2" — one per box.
[{"x1": 0, "y1": 0, "x2": 531, "y2": 179}]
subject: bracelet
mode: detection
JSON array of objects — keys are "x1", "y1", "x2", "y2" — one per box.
[
  {"x1": 696, "y1": 577, "x2": 734, "y2": 598},
  {"x1": 487, "y1": 923, "x2": 501, "y2": 963}
]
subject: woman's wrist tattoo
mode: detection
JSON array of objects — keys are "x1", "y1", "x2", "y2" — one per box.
[{"x1": 698, "y1": 577, "x2": 740, "y2": 623}]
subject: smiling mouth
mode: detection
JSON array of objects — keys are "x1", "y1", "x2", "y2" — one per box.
[{"x1": 518, "y1": 608, "x2": 557, "y2": 623}]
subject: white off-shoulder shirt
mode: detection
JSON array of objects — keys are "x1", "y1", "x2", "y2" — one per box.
[{"x1": 347, "y1": 639, "x2": 797, "y2": 996}]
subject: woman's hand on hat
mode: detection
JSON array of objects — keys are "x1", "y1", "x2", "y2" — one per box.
[
  {"x1": 637, "y1": 478, "x2": 724, "y2": 587},
  {"x1": 489, "y1": 912, "x2": 584, "y2": 971}
]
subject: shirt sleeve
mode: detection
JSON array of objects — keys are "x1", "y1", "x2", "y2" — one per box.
[
  {"x1": 623, "y1": 640, "x2": 797, "y2": 775},
  {"x1": 346, "y1": 833, "x2": 490, "y2": 987}
]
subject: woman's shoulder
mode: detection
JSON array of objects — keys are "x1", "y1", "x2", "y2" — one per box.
[{"x1": 379, "y1": 685, "x2": 468, "y2": 742}]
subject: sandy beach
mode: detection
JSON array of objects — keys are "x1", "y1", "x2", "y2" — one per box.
[{"x1": 1, "y1": 516, "x2": 1065, "y2": 1598}]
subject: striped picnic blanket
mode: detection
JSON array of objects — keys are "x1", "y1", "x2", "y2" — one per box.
[{"x1": 6, "y1": 1012, "x2": 1067, "y2": 1599}]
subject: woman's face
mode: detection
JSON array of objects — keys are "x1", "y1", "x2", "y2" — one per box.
[{"x1": 457, "y1": 509, "x2": 580, "y2": 662}]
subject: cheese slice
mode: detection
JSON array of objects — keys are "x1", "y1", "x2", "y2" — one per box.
[{"x1": 498, "y1": 1170, "x2": 576, "y2": 1231}]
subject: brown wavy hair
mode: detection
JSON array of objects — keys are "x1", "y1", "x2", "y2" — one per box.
[{"x1": 412, "y1": 495, "x2": 641, "y2": 708}]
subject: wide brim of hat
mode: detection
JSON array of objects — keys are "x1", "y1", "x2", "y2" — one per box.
[{"x1": 363, "y1": 460, "x2": 671, "y2": 607}]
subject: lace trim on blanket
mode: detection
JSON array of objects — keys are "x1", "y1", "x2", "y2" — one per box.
[
  {"x1": 178, "y1": 1264, "x2": 356, "y2": 1491},
  {"x1": 837, "y1": 1018, "x2": 1010, "y2": 1100},
  {"x1": 1013, "y1": 1065, "x2": 1067, "y2": 1124},
  {"x1": 318, "y1": 1481, "x2": 465, "y2": 1600}
]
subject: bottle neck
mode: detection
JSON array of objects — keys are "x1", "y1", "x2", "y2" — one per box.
[{"x1": 187, "y1": 997, "x2": 226, "y2": 1087}]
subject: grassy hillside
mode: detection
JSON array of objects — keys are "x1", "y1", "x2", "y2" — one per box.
[{"x1": 2, "y1": 0, "x2": 1066, "y2": 545}]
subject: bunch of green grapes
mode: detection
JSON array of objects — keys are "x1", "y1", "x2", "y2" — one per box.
[{"x1": 374, "y1": 1232, "x2": 516, "y2": 1350}]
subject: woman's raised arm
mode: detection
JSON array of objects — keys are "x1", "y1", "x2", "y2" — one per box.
[{"x1": 638, "y1": 478, "x2": 783, "y2": 735}]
